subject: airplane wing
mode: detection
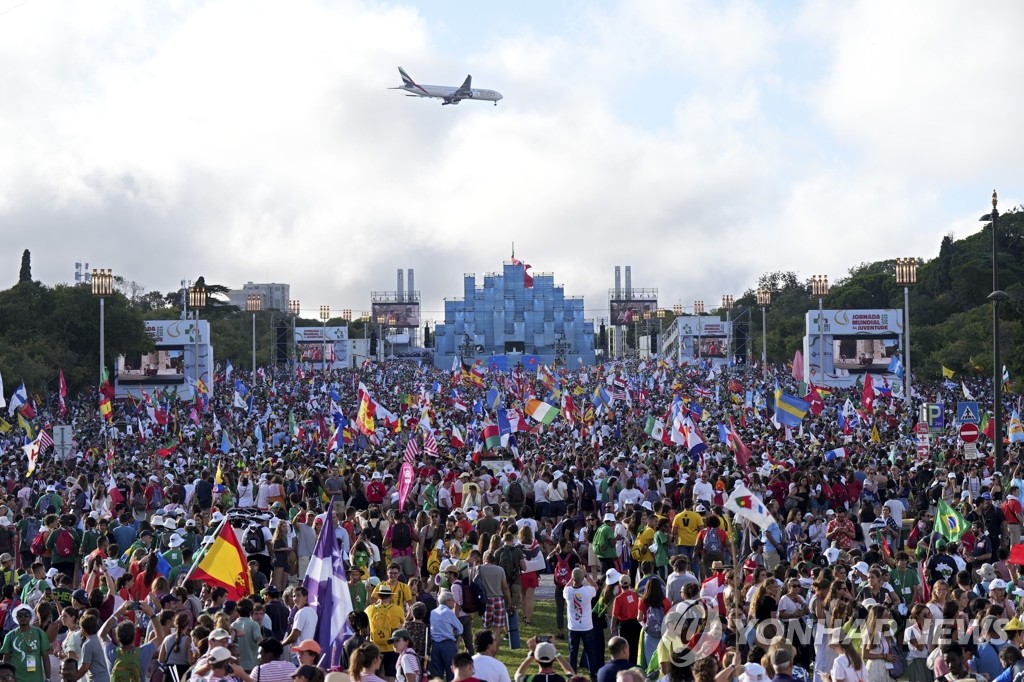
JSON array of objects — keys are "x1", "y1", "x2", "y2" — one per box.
[{"x1": 451, "y1": 75, "x2": 472, "y2": 100}]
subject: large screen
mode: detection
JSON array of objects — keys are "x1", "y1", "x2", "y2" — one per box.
[
  {"x1": 372, "y1": 302, "x2": 420, "y2": 327},
  {"x1": 833, "y1": 337, "x2": 900, "y2": 374},
  {"x1": 609, "y1": 300, "x2": 657, "y2": 325}
]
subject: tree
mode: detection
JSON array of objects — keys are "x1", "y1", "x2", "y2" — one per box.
[{"x1": 18, "y1": 250, "x2": 31, "y2": 283}]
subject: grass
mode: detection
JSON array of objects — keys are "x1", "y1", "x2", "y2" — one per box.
[{"x1": 491, "y1": 598, "x2": 563, "y2": 672}]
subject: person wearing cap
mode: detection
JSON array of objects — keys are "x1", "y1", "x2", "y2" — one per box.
[
  {"x1": 365, "y1": 583, "x2": 404, "y2": 679},
  {"x1": 769, "y1": 647, "x2": 798, "y2": 682},
  {"x1": 429, "y1": 591, "x2": 464, "y2": 680},
  {"x1": 388, "y1": 629, "x2": 421, "y2": 682},
  {"x1": 989, "y1": 578, "x2": 1017, "y2": 618},
  {"x1": 592, "y1": 514, "x2": 619, "y2": 573},
  {"x1": 513, "y1": 637, "x2": 573, "y2": 682},
  {"x1": 0, "y1": 603, "x2": 50, "y2": 681},
  {"x1": 926, "y1": 539, "x2": 958, "y2": 585},
  {"x1": 290, "y1": 638, "x2": 321, "y2": 670}
]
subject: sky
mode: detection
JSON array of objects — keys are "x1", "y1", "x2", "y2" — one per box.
[{"x1": 2, "y1": 0, "x2": 1023, "y2": 325}]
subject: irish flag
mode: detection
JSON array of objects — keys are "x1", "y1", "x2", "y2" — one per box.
[{"x1": 525, "y1": 399, "x2": 559, "y2": 425}]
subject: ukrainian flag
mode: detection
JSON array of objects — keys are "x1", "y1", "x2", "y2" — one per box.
[{"x1": 773, "y1": 390, "x2": 810, "y2": 428}]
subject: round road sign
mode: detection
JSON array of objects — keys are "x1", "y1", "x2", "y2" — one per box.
[{"x1": 959, "y1": 423, "x2": 980, "y2": 443}]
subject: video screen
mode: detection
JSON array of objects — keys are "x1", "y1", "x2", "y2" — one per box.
[
  {"x1": 832, "y1": 337, "x2": 899, "y2": 374},
  {"x1": 609, "y1": 300, "x2": 657, "y2": 325},
  {"x1": 696, "y1": 337, "x2": 727, "y2": 358},
  {"x1": 119, "y1": 349, "x2": 185, "y2": 381},
  {"x1": 372, "y1": 302, "x2": 420, "y2": 327}
]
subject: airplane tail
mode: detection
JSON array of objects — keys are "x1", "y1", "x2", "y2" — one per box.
[{"x1": 398, "y1": 66, "x2": 416, "y2": 88}]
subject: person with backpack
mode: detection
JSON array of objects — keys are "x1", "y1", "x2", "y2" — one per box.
[
  {"x1": 385, "y1": 511, "x2": 418, "y2": 580},
  {"x1": 637, "y1": 578, "x2": 669, "y2": 668},
  {"x1": 695, "y1": 516, "x2": 727, "y2": 579},
  {"x1": 506, "y1": 475, "x2": 527, "y2": 515},
  {"x1": 591, "y1": 514, "x2": 619, "y2": 574},
  {"x1": 16, "y1": 509, "x2": 41, "y2": 572},
  {"x1": 45, "y1": 516, "x2": 80, "y2": 584},
  {"x1": 547, "y1": 538, "x2": 581, "y2": 641},
  {"x1": 494, "y1": 532, "x2": 526, "y2": 613},
  {"x1": 243, "y1": 516, "x2": 272, "y2": 581},
  {"x1": 0, "y1": 603, "x2": 50, "y2": 682},
  {"x1": 30, "y1": 515, "x2": 57, "y2": 569}
]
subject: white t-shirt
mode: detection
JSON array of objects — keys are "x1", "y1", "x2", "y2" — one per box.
[
  {"x1": 292, "y1": 605, "x2": 318, "y2": 641},
  {"x1": 692, "y1": 480, "x2": 714, "y2": 503},
  {"x1": 548, "y1": 481, "x2": 566, "y2": 503},
  {"x1": 472, "y1": 653, "x2": 513, "y2": 682},
  {"x1": 831, "y1": 654, "x2": 864, "y2": 682},
  {"x1": 904, "y1": 623, "x2": 928, "y2": 659},
  {"x1": 563, "y1": 584, "x2": 597, "y2": 631},
  {"x1": 534, "y1": 480, "x2": 549, "y2": 503},
  {"x1": 618, "y1": 488, "x2": 643, "y2": 508}
]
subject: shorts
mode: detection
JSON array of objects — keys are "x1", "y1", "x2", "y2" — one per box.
[
  {"x1": 483, "y1": 597, "x2": 506, "y2": 630},
  {"x1": 520, "y1": 571, "x2": 539, "y2": 590},
  {"x1": 381, "y1": 651, "x2": 398, "y2": 678}
]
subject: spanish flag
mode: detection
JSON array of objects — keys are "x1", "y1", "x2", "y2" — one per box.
[
  {"x1": 189, "y1": 522, "x2": 253, "y2": 601},
  {"x1": 99, "y1": 397, "x2": 113, "y2": 422}
]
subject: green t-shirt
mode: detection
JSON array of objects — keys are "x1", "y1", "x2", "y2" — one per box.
[
  {"x1": 231, "y1": 616, "x2": 263, "y2": 671},
  {"x1": 889, "y1": 566, "x2": 920, "y2": 603},
  {"x1": 593, "y1": 524, "x2": 618, "y2": 559},
  {"x1": 0, "y1": 626, "x2": 50, "y2": 682}
]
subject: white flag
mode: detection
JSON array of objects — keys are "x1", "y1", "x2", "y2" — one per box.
[
  {"x1": 962, "y1": 382, "x2": 975, "y2": 401},
  {"x1": 0, "y1": 371, "x2": 5, "y2": 409},
  {"x1": 724, "y1": 483, "x2": 775, "y2": 531}
]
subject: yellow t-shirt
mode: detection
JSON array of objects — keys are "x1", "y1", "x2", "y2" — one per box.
[
  {"x1": 635, "y1": 526, "x2": 656, "y2": 562},
  {"x1": 366, "y1": 602, "x2": 405, "y2": 653},
  {"x1": 673, "y1": 511, "x2": 704, "y2": 547},
  {"x1": 372, "y1": 580, "x2": 414, "y2": 609}
]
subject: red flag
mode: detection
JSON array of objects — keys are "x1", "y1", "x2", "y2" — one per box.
[
  {"x1": 58, "y1": 370, "x2": 67, "y2": 416},
  {"x1": 727, "y1": 416, "x2": 751, "y2": 471},
  {"x1": 804, "y1": 385, "x2": 824, "y2": 416},
  {"x1": 862, "y1": 374, "x2": 875, "y2": 413}
]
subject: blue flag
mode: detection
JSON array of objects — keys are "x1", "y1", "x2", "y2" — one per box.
[
  {"x1": 220, "y1": 432, "x2": 231, "y2": 453},
  {"x1": 303, "y1": 499, "x2": 353, "y2": 662},
  {"x1": 774, "y1": 391, "x2": 810, "y2": 428},
  {"x1": 887, "y1": 355, "x2": 905, "y2": 379}
]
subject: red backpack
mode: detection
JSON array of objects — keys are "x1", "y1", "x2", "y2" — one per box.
[
  {"x1": 553, "y1": 553, "x2": 572, "y2": 589},
  {"x1": 30, "y1": 530, "x2": 48, "y2": 556},
  {"x1": 55, "y1": 529, "x2": 74, "y2": 558}
]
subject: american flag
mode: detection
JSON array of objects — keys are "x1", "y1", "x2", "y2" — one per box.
[
  {"x1": 38, "y1": 429, "x2": 54, "y2": 450},
  {"x1": 404, "y1": 437, "x2": 419, "y2": 464},
  {"x1": 423, "y1": 430, "x2": 438, "y2": 457}
]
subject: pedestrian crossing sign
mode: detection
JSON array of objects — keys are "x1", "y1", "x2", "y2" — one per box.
[{"x1": 957, "y1": 401, "x2": 979, "y2": 424}]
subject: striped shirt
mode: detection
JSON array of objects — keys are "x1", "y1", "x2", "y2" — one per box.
[{"x1": 246, "y1": 660, "x2": 297, "y2": 682}]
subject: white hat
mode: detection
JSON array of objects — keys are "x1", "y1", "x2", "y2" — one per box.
[
  {"x1": 603, "y1": 513, "x2": 616, "y2": 523},
  {"x1": 605, "y1": 568, "x2": 624, "y2": 585},
  {"x1": 861, "y1": 598, "x2": 878, "y2": 608},
  {"x1": 641, "y1": 501, "x2": 654, "y2": 511},
  {"x1": 211, "y1": 512, "x2": 225, "y2": 522},
  {"x1": 553, "y1": 471, "x2": 562, "y2": 480},
  {"x1": 207, "y1": 646, "x2": 233, "y2": 664},
  {"x1": 0, "y1": 518, "x2": 11, "y2": 528},
  {"x1": 990, "y1": 579, "x2": 1008, "y2": 591},
  {"x1": 372, "y1": 471, "x2": 383, "y2": 480},
  {"x1": 164, "y1": 518, "x2": 177, "y2": 529},
  {"x1": 168, "y1": 534, "x2": 185, "y2": 548},
  {"x1": 740, "y1": 663, "x2": 769, "y2": 682},
  {"x1": 152, "y1": 515, "x2": 165, "y2": 526},
  {"x1": 853, "y1": 561, "x2": 869, "y2": 576},
  {"x1": 45, "y1": 567, "x2": 59, "y2": 578},
  {"x1": 695, "y1": 504, "x2": 707, "y2": 513}
]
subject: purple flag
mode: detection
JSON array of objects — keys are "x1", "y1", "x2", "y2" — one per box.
[{"x1": 302, "y1": 503, "x2": 352, "y2": 669}]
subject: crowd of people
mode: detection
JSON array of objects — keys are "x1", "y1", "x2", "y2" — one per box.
[{"x1": 0, "y1": 358, "x2": 1021, "y2": 682}]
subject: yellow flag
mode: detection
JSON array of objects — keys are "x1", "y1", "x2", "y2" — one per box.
[
  {"x1": 0, "y1": 419, "x2": 10, "y2": 433},
  {"x1": 942, "y1": 366, "x2": 955, "y2": 379},
  {"x1": 871, "y1": 424, "x2": 881, "y2": 444},
  {"x1": 17, "y1": 413, "x2": 33, "y2": 440}
]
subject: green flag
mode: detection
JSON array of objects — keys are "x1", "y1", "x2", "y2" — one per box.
[
  {"x1": 935, "y1": 499, "x2": 968, "y2": 542},
  {"x1": 289, "y1": 411, "x2": 298, "y2": 437}
]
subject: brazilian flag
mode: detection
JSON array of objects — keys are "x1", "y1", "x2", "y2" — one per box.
[{"x1": 935, "y1": 500, "x2": 968, "y2": 542}]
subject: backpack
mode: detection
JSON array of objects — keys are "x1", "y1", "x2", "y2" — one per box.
[
  {"x1": 591, "y1": 527, "x2": 612, "y2": 557},
  {"x1": 363, "y1": 520, "x2": 384, "y2": 549},
  {"x1": 131, "y1": 494, "x2": 146, "y2": 512},
  {"x1": 111, "y1": 646, "x2": 142, "y2": 682},
  {"x1": 0, "y1": 528, "x2": 13, "y2": 555},
  {"x1": 0, "y1": 598, "x2": 18, "y2": 639},
  {"x1": 644, "y1": 605, "x2": 665, "y2": 639},
  {"x1": 496, "y1": 546, "x2": 521, "y2": 585},
  {"x1": 700, "y1": 529, "x2": 724, "y2": 558},
  {"x1": 21, "y1": 517, "x2": 40, "y2": 548},
  {"x1": 461, "y1": 575, "x2": 484, "y2": 616},
  {"x1": 391, "y1": 522, "x2": 412, "y2": 550},
  {"x1": 55, "y1": 528, "x2": 75, "y2": 558},
  {"x1": 553, "y1": 554, "x2": 572, "y2": 589},
  {"x1": 243, "y1": 527, "x2": 267, "y2": 555},
  {"x1": 30, "y1": 530, "x2": 47, "y2": 557},
  {"x1": 631, "y1": 534, "x2": 650, "y2": 561},
  {"x1": 581, "y1": 479, "x2": 597, "y2": 511},
  {"x1": 507, "y1": 482, "x2": 525, "y2": 508},
  {"x1": 147, "y1": 485, "x2": 164, "y2": 511}
]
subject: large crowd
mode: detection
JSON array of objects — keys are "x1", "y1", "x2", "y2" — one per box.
[{"x1": 0, "y1": 357, "x2": 1021, "y2": 682}]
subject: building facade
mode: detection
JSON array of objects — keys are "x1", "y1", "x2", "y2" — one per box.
[
  {"x1": 433, "y1": 261, "x2": 596, "y2": 368},
  {"x1": 227, "y1": 282, "x2": 291, "y2": 311}
]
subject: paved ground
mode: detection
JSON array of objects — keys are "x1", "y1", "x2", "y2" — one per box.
[{"x1": 535, "y1": 572, "x2": 555, "y2": 599}]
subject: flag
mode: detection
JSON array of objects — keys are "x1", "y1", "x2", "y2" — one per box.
[
  {"x1": 482, "y1": 424, "x2": 501, "y2": 451},
  {"x1": 423, "y1": 430, "x2": 439, "y2": 457},
  {"x1": 214, "y1": 464, "x2": 225, "y2": 493},
  {"x1": 962, "y1": 382, "x2": 975, "y2": 401},
  {"x1": 942, "y1": 366, "x2": 955, "y2": 379},
  {"x1": 0, "y1": 371, "x2": 4, "y2": 409},
  {"x1": 220, "y1": 432, "x2": 232, "y2": 454},
  {"x1": 302, "y1": 500, "x2": 353, "y2": 663},
  {"x1": 524, "y1": 399, "x2": 559, "y2": 425},
  {"x1": 645, "y1": 416, "x2": 666, "y2": 443},
  {"x1": 23, "y1": 434, "x2": 42, "y2": 477},
  {"x1": 356, "y1": 392, "x2": 376, "y2": 435},
  {"x1": 17, "y1": 413, "x2": 34, "y2": 440},
  {"x1": 38, "y1": 429, "x2": 53, "y2": 451},
  {"x1": 824, "y1": 447, "x2": 847, "y2": 462},
  {"x1": 1008, "y1": 410, "x2": 1024, "y2": 444},
  {"x1": 725, "y1": 416, "x2": 751, "y2": 471},
  {"x1": 225, "y1": 360, "x2": 233, "y2": 384},
  {"x1": 449, "y1": 426, "x2": 465, "y2": 449},
  {"x1": 887, "y1": 355, "x2": 905, "y2": 379},
  {"x1": 804, "y1": 385, "x2": 825, "y2": 416},
  {"x1": 934, "y1": 500, "x2": 968, "y2": 542},
  {"x1": 7, "y1": 384, "x2": 27, "y2": 417},
  {"x1": 773, "y1": 391, "x2": 810, "y2": 428},
  {"x1": 791, "y1": 350, "x2": 804, "y2": 382},
  {"x1": 862, "y1": 374, "x2": 875, "y2": 412},
  {"x1": 189, "y1": 522, "x2": 253, "y2": 601},
  {"x1": 99, "y1": 397, "x2": 113, "y2": 422},
  {"x1": 983, "y1": 412, "x2": 994, "y2": 440},
  {"x1": 725, "y1": 483, "x2": 774, "y2": 530},
  {"x1": 1004, "y1": 365, "x2": 1011, "y2": 386},
  {"x1": 871, "y1": 424, "x2": 881, "y2": 444},
  {"x1": 0, "y1": 419, "x2": 10, "y2": 433},
  {"x1": 57, "y1": 370, "x2": 67, "y2": 416}
]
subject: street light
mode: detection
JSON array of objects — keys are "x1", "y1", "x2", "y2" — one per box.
[
  {"x1": 246, "y1": 295, "x2": 261, "y2": 376},
  {"x1": 319, "y1": 305, "x2": 331, "y2": 371},
  {"x1": 641, "y1": 309, "x2": 652, "y2": 358},
  {"x1": 189, "y1": 283, "x2": 207, "y2": 389},
  {"x1": 756, "y1": 288, "x2": 771, "y2": 378},
  {"x1": 811, "y1": 275, "x2": 829, "y2": 382},
  {"x1": 376, "y1": 315, "x2": 387, "y2": 362},
  {"x1": 722, "y1": 295, "x2": 734, "y2": 364},
  {"x1": 981, "y1": 190, "x2": 1007, "y2": 470},
  {"x1": 287, "y1": 300, "x2": 301, "y2": 370},
  {"x1": 895, "y1": 258, "x2": 917, "y2": 406},
  {"x1": 694, "y1": 300, "x2": 705, "y2": 360},
  {"x1": 91, "y1": 268, "x2": 114, "y2": 387}
]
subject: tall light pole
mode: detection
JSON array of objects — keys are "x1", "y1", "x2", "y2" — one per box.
[
  {"x1": 722, "y1": 295, "x2": 734, "y2": 364},
  {"x1": 811, "y1": 275, "x2": 829, "y2": 382},
  {"x1": 247, "y1": 295, "x2": 261, "y2": 376},
  {"x1": 288, "y1": 300, "x2": 301, "y2": 370},
  {"x1": 91, "y1": 268, "x2": 114, "y2": 386},
  {"x1": 189, "y1": 283, "x2": 207, "y2": 389},
  {"x1": 756, "y1": 288, "x2": 771, "y2": 378},
  {"x1": 694, "y1": 300, "x2": 705, "y2": 360},
  {"x1": 319, "y1": 305, "x2": 331, "y2": 371},
  {"x1": 981, "y1": 190, "x2": 1007, "y2": 470},
  {"x1": 895, "y1": 258, "x2": 917, "y2": 406}
]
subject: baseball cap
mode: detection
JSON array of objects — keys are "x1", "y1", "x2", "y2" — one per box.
[
  {"x1": 208, "y1": 646, "x2": 233, "y2": 664},
  {"x1": 72, "y1": 589, "x2": 89, "y2": 606},
  {"x1": 209, "y1": 628, "x2": 231, "y2": 641},
  {"x1": 990, "y1": 579, "x2": 1008, "y2": 591},
  {"x1": 769, "y1": 649, "x2": 793, "y2": 669},
  {"x1": 290, "y1": 639, "x2": 321, "y2": 654},
  {"x1": 387, "y1": 629, "x2": 413, "y2": 643},
  {"x1": 534, "y1": 641, "x2": 558, "y2": 663}
]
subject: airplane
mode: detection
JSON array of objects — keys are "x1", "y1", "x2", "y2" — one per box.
[{"x1": 390, "y1": 67, "x2": 503, "y2": 106}]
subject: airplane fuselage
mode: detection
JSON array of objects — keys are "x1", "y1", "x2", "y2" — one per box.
[{"x1": 401, "y1": 83, "x2": 503, "y2": 104}]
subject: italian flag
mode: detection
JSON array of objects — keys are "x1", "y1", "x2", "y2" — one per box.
[{"x1": 525, "y1": 399, "x2": 559, "y2": 425}]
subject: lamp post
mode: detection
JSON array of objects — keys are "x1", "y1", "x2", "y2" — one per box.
[
  {"x1": 722, "y1": 295, "x2": 734, "y2": 364},
  {"x1": 694, "y1": 300, "x2": 705, "y2": 360},
  {"x1": 246, "y1": 295, "x2": 261, "y2": 376},
  {"x1": 319, "y1": 305, "x2": 331, "y2": 371},
  {"x1": 288, "y1": 300, "x2": 301, "y2": 370},
  {"x1": 91, "y1": 268, "x2": 114, "y2": 386},
  {"x1": 756, "y1": 288, "x2": 771, "y2": 378},
  {"x1": 656, "y1": 308, "x2": 666, "y2": 357},
  {"x1": 895, "y1": 259, "x2": 917, "y2": 406},
  {"x1": 811, "y1": 275, "x2": 829, "y2": 382},
  {"x1": 189, "y1": 283, "x2": 207, "y2": 389},
  {"x1": 377, "y1": 315, "x2": 387, "y2": 362},
  {"x1": 981, "y1": 190, "x2": 1007, "y2": 470}
]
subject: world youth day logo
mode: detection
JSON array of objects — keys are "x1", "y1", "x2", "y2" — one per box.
[{"x1": 660, "y1": 598, "x2": 724, "y2": 667}]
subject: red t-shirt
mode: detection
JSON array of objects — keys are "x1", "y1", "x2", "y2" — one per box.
[{"x1": 612, "y1": 589, "x2": 640, "y2": 621}]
